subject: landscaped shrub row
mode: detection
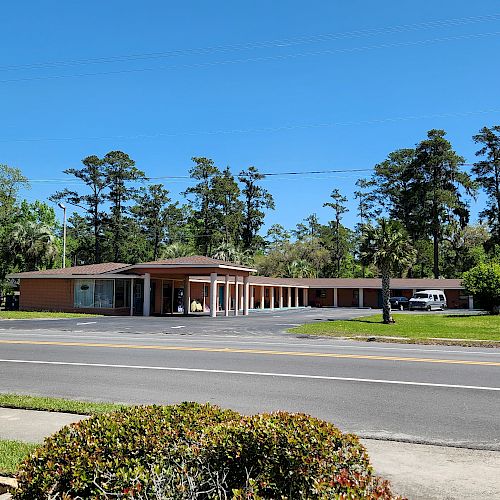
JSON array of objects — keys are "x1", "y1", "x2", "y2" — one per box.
[{"x1": 14, "y1": 402, "x2": 400, "y2": 499}]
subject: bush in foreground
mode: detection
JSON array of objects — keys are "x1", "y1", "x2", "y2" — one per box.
[{"x1": 14, "y1": 402, "x2": 400, "y2": 499}]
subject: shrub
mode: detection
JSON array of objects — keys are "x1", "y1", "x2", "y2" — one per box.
[
  {"x1": 14, "y1": 402, "x2": 400, "y2": 499},
  {"x1": 462, "y1": 262, "x2": 500, "y2": 314}
]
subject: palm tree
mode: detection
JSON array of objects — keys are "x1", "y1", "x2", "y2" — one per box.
[
  {"x1": 160, "y1": 242, "x2": 195, "y2": 260},
  {"x1": 285, "y1": 259, "x2": 316, "y2": 278},
  {"x1": 211, "y1": 242, "x2": 252, "y2": 265},
  {"x1": 360, "y1": 219, "x2": 416, "y2": 324},
  {"x1": 10, "y1": 221, "x2": 59, "y2": 271}
]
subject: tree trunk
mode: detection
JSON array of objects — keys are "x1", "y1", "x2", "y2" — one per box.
[
  {"x1": 381, "y1": 268, "x2": 392, "y2": 324},
  {"x1": 433, "y1": 230, "x2": 439, "y2": 279}
]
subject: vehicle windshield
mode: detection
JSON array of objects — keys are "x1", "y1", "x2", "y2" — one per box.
[{"x1": 413, "y1": 293, "x2": 430, "y2": 299}]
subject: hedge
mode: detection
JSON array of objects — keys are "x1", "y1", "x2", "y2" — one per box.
[{"x1": 14, "y1": 402, "x2": 400, "y2": 499}]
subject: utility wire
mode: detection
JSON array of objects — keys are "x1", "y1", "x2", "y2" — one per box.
[
  {"x1": 22, "y1": 164, "x2": 477, "y2": 184},
  {"x1": 1, "y1": 31, "x2": 499, "y2": 84},
  {"x1": 1, "y1": 108, "x2": 499, "y2": 144},
  {"x1": 2, "y1": 13, "x2": 499, "y2": 72}
]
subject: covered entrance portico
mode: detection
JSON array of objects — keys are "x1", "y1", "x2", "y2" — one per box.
[{"x1": 124, "y1": 257, "x2": 256, "y2": 318}]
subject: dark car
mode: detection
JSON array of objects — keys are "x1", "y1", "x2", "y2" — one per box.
[{"x1": 389, "y1": 296, "x2": 409, "y2": 310}]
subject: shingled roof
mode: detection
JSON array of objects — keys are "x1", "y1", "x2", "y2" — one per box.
[
  {"x1": 9, "y1": 262, "x2": 129, "y2": 278},
  {"x1": 134, "y1": 256, "x2": 255, "y2": 271}
]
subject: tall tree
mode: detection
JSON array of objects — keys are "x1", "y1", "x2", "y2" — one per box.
[
  {"x1": 360, "y1": 220, "x2": 416, "y2": 324},
  {"x1": 372, "y1": 149, "x2": 417, "y2": 235},
  {"x1": 183, "y1": 157, "x2": 221, "y2": 256},
  {"x1": 103, "y1": 151, "x2": 145, "y2": 262},
  {"x1": 50, "y1": 155, "x2": 108, "y2": 263},
  {"x1": 238, "y1": 166, "x2": 275, "y2": 251},
  {"x1": 212, "y1": 167, "x2": 243, "y2": 247},
  {"x1": 411, "y1": 130, "x2": 473, "y2": 278},
  {"x1": 323, "y1": 189, "x2": 349, "y2": 277},
  {"x1": 473, "y1": 125, "x2": 500, "y2": 244},
  {"x1": 0, "y1": 165, "x2": 29, "y2": 282},
  {"x1": 354, "y1": 178, "x2": 380, "y2": 226},
  {"x1": 131, "y1": 184, "x2": 180, "y2": 261}
]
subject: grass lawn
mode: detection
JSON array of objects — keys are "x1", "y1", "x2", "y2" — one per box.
[
  {"x1": 0, "y1": 440, "x2": 38, "y2": 475},
  {"x1": 0, "y1": 311, "x2": 101, "y2": 319},
  {"x1": 0, "y1": 394, "x2": 125, "y2": 415},
  {"x1": 289, "y1": 313, "x2": 500, "y2": 341}
]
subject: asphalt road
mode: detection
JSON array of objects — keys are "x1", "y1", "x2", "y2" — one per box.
[{"x1": 0, "y1": 308, "x2": 499, "y2": 450}]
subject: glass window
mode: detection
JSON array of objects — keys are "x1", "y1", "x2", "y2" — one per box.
[
  {"x1": 114, "y1": 279, "x2": 130, "y2": 308},
  {"x1": 94, "y1": 280, "x2": 114, "y2": 308},
  {"x1": 74, "y1": 279, "x2": 95, "y2": 308}
]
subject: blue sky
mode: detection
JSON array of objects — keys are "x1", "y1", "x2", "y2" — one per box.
[{"x1": 2, "y1": 1, "x2": 499, "y2": 231}]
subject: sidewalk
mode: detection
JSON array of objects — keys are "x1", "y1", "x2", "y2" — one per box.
[{"x1": 1, "y1": 408, "x2": 500, "y2": 499}]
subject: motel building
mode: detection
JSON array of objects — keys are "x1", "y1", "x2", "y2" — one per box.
[{"x1": 8, "y1": 256, "x2": 474, "y2": 317}]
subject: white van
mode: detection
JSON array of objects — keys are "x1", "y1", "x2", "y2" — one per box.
[{"x1": 409, "y1": 290, "x2": 447, "y2": 311}]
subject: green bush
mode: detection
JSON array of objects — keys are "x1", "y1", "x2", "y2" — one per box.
[
  {"x1": 462, "y1": 262, "x2": 500, "y2": 314},
  {"x1": 14, "y1": 402, "x2": 399, "y2": 499}
]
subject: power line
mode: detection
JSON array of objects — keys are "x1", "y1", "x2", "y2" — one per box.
[
  {"x1": 2, "y1": 108, "x2": 499, "y2": 144},
  {"x1": 2, "y1": 13, "x2": 499, "y2": 73},
  {"x1": 1, "y1": 31, "x2": 499, "y2": 85},
  {"x1": 22, "y1": 164, "x2": 478, "y2": 184}
]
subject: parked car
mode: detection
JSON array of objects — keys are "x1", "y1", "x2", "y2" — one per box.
[
  {"x1": 409, "y1": 290, "x2": 447, "y2": 311},
  {"x1": 389, "y1": 296, "x2": 409, "y2": 310}
]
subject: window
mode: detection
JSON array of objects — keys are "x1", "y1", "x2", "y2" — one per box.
[
  {"x1": 74, "y1": 279, "x2": 118, "y2": 309},
  {"x1": 74, "y1": 280, "x2": 94, "y2": 308},
  {"x1": 94, "y1": 280, "x2": 114, "y2": 308},
  {"x1": 439, "y1": 295, "x2": 445, "y2": 301},
  {"x1": 115, "y1": 279, "x2": 131, "y2": 308}
]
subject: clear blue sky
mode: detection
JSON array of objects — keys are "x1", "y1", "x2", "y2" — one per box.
[{"x1": 2, "y1": 1, "x2": 499, "y2": 231}]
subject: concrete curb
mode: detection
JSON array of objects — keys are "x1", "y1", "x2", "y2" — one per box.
[{"x1": 0, "y1": 476, "x2": 16, "y2": 499}]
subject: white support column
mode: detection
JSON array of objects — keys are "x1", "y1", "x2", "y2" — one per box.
[
  {"x1": 143, "y1": 273, "x2": 151, "y2": 316},
  {"x1": 333, "y1": 288, "x2": 338, "y2": 307},
  {"x1": 210, "y1": 273, "x2": 218, "y2": 318},
  {"x1": 250, "y1": 286, "x2": 255, "y2": 309},
  {"x1": 183, "y1": 275, "x2": 190, "y2": 316},
  {"x1": 287, "y1": 287, "x2": 292, "y2": 308},
  {"x1": 224, "y1": 275, "x2": 230, "y2": 317},
  {"x1": 234, "y1": 277, "x2": 239, "y2": 316},
  {"x1": 260, "y1": 286, "x2": 265, "y2": 309},
  {"x1": 468, "y1": 295, "x2": 474, "y2": 310},
  {"x1": 243, "y1": 276, "x2": 249, "y2": 315},
  {"x1": 279, "y1": 287, "x2": 283, "y2": 309},
  {"x1": 130, "y1": 278, "x2": 134, "y2": 316},
  {"x1": 295, "y1": 287, "x2": 299, "y2": 307},
  {"x1": 358, "y1": 287, "x2": 364, "y2": 308},
  {"x1": 270, "y1": 287, "x2": 275, "y2": 310}
]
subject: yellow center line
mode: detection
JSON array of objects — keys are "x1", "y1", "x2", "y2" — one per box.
[{"x1": 1, "y1": 339, "x2": 500, "y2": 367}]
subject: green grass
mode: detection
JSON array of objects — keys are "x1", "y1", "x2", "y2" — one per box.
[
  {"x1": 0, "y1": 440, "x2": 38, "y2": 475},
  {"x1": 0, "y1": 394, "x2": 126, "y2": 415},
  {"x1": 289, "y1": 313, "x2": 500, "y2": 341},
  {"x1": 0, "y1": 311, "x2": 101, "y2": 319}
]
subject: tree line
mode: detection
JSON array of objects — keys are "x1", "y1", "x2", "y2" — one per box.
[{"x1": 1, "y1": 125, "x2": 499, "y2": 290}]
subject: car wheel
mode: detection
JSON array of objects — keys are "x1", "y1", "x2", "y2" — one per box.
[{"x1": 426, "y1": 305, "x2": 431, "y2": 311}]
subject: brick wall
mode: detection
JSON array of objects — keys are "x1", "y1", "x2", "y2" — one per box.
[{"x1": 19, "y1": 278, "x2": 130, "y2": 315}]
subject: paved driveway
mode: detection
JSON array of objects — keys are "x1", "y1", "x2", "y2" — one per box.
[{"x1": 0, "y1": 307, "x2": 371, "y2": 337}]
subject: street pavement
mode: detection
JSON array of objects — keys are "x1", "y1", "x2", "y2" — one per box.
[
  {"x1": 0, "y1": 308, "x2": 498, "y2": 449},
  {"x1": 1, "y1": 308, "x2": 500, "y2": 498}
]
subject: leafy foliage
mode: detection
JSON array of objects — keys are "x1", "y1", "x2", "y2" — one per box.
[
  {"x1": 462, "y1": 262, "x2": 500, "y2": 314},
  {"x1": 14, "y1": 403, "x2": 398, "y2": 499}
]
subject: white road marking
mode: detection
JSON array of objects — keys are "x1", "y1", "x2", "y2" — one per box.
[
  {"x1": 76, "y1": 322, "x2": 97, "y2": 326},
  {"x1": 171, "y1": 326, "x2": 186, "y2": 329},
  {"x1": 0, "y1": 358, "x2": 499, "y2": 392}
]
